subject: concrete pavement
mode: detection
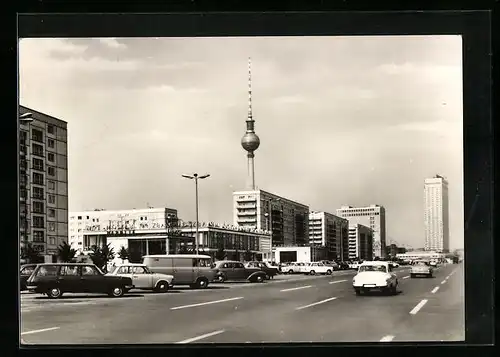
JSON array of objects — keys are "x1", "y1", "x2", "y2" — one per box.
[{"x1": 20, "y1": 264, "x2": 463, "y2": 344}]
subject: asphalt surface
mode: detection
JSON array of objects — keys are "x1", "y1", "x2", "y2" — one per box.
[{"x1": 20, "y1": 264, "x2": 464, "y2": 344}]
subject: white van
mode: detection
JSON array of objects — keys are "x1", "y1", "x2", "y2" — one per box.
[{"x1": 142, "y1": 254, "x2": 217, "y2": 289}]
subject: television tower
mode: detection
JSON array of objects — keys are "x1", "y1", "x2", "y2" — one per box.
[{"x1": 241, "y1": 57, "x2": 260, "y2": 190}]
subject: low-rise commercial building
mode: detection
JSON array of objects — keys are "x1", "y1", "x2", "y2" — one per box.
[{"x1": 273, "y1": 246, "x2": 328, "y2": 264}]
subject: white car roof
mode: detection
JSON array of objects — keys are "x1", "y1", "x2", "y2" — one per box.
[
  {"x1": 115, "y1": 263, "x2": 146, "y2": 267},
  {"x1": 360, "y1": 261, "x2": 390, "y2": 267}
]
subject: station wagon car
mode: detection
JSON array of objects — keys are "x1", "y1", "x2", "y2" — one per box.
[
  {"x1": 304, "y1": 262, "x2": 334, "y2": 275},
  {"x1": 107, "y1": 263, "x2": 174, "y2": 292},
  {"x1": 411, "y1": 261, "x2": 434, "y2": 278},
  {"x1": 26, "y1": 263, "x2": 134, "y2": 298},
  {"x1": 284, "y1": 262, "x2": 307, "y2": 274},
  {"x1": 213, "y1": 261, "x2": 267, "y2": 283},
  {"x1": 352, "y1": 261, "x2": 398, "y2": 295}
]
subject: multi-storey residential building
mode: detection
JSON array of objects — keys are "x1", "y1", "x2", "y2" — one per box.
[
  {"x1": 19, "y1": 106, "x2": 68, "y2": 263},
  {"x1": 69, "y1": 207, "x2": 269, "y2": 263},
  {"x1": 309, "y1": 211, "x2": 349, "y2": 261},
  {"x1": 233, "y1": 189, "x2": 309, "y2": 261},
  {"x1": 424, "y1": 175, "x2": 450, "y2": 253},
  {"x1": 336, "y1": 204, "x2": 386, "y2": 258},
  {"x1": 348, "y1": 224, "x2": 373, "y2": 261}
]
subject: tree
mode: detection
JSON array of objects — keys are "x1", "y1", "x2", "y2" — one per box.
[
  {"x1": 118, "y1": 246, "x2": 129, "y2": 263},
  {"x1": 215, "y1": 247, "x2": 226, "y2": 261},
  {"x1": 21, "y1": 242, "x2": 42, "y2": 264},
  {"x1": 57, "y1": 241, "x2": 77, "y2": 263},
  {"x1": 88, "y1": 243, "x2": 115, "y2": 273}
]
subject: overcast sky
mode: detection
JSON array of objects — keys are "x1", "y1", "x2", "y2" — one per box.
[{"x1": 19, "y1": 36, "x2": 464, "y2": 250}]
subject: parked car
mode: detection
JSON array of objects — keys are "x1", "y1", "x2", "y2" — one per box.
[
  {"x1": 25, "y1": 263, "x2": 134, "y2": 299},
  {"x1": 410, "y1": 261, "x2": 434, "y2": 278},
  {"x1": 244, "y1": 261, "x2": 277, "y2": 279},
  {"x1": 213, "y1": 261, "x2": 267, "y2": 283},
  {"x1": 389, "y1": 261, "x2": 400, "y2": 268},
  {"x1": 284, "y1": 262, "x2": 306, "y2": 274},
  {"x1": 348, "y1": 261, "x2": 361, "y2": 270},
  {"x1": 338, "y1": 261, "x2": 350, "y2": 270},
  {"x1": 352, "y1": 261, "x2": 399, "y2": 295},
  {"x1": 142, "y1": 254, "x2": 216, "y2": 289},
  {"x1": 304, "y1": 262, "x2": 333, "y2": 275},
  {"x1": 429, "y1": 260, "x2": 438, "y2": 267},
  {"x1": 20, "y1": 264, "x2": 38, "y2": 291},
  {"x1": 107, "y1": 263, "x2": 174, "y2": 292}
]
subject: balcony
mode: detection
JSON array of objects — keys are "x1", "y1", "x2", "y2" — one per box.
[
  {"x1": 236, "y1": 203, "x2": 256, "y2": 209},
  {"x1": 237, "y1": 211, "x2": 256, "y2": 216},
  {"x1": 237, "y1": 217, "x2": 257, "y2": 223}
]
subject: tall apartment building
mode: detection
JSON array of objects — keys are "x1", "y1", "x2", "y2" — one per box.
[
  {"x1": 19, "y1": 106, "x2": 68, "y2": 263},
  {"x1": 233, "y1": 189, "x2": 309, "y2": 261},
  {"x1": 348, "y1": 224, "x2": 373, "y2": 261},
  {"x1": 336, "y1": 204, "x2": 386, "y2": 258},
  {"x1": 424, "y1": 175, "x2": 450, "y2": 252},
  {"x1": 309, "y1": 211, "x2": 349, "y2": 261}
]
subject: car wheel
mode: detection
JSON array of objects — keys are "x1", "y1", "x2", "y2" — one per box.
[
  {"x1": 46, "y1": 287, "x2": 63, "y2": 299},
  {"x1": 309, "y1": 270, "x2": 316, "y2": 275},
  {"x1": 410, "y1": 274, "x2": 415, "y2": 278},
  {"x1": 391, "y1": 284, "x2": 397, "y2": 295},
  {"x1": 326, "y1": 270, "x2": 332, "y2": 275},
  {"x1": 256, "y1": 275, "x2": 264, "y2": 283},
  {"x1": 154, "y1": 281, "x2": 169, "y2": 293},
  {"x1": 288, "y1": 269, "x2": 294, "y2": 274},
  {"x1": 196, "y1": 278, "x2": 209, "y2": 289},
  {"x1": 216, "y1": 274, "x2": 226, "y2": 283},
  {"x1": 109, "y1": 286, "x2": 125, "y2": 297},
  {"x1": 355, "y1": 288, "x2": 361, "y2": 296}
]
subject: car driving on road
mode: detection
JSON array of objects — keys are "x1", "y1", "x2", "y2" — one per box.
[
  {"x1": 410, "y1": 260, "x2": 434, "y2": 278},
  {"x1": 303, "y1": 262, "x2": 333, "y2": 275},
  {"x1": 107, "y1": 263, "x2": 174, "y2": 292},
  {"x1": 352, "y1": 261, "x2": 398, "y2": 296},
  {"x1": 26, "y1": 263, "x2": 134, "y2": 298},
  {"x1": 213, "y1": 261, "x2": 267, "y2": 283}
]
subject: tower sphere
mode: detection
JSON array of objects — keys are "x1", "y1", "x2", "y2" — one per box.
[{"x1": 241, "y1": 132, "x2": 260, "y2": 152}]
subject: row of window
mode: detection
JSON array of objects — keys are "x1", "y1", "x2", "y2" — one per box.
[
  {"x1": 32, "y1": 201, "x2": 58, "y2": 217},
  {"x1": 31, "y1": 144, "x2": 59, "y2": 162},
  {"x1": 31, "y1": 158, "x2": 58, "y2": 176},
  {"x1": 30, "y1": 126, "x2": 56, "y2": 142}
]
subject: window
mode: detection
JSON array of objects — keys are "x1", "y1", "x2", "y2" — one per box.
[
  {"x1": 132, "y1": 266, "x2": 147, "y2": 274},
  {"x1": 47, "y1": 125, "x2": 55, "y2": 134},
  {"x1": 48, "y1": 153, "x2": 55, "y2": 162},
  {"x1": 33, "y1": 216, "x2": 44, "y2": 228},
  {"x1": 48, "y1": 167, "x2": 55, "y2": 176},
  {"x1": 48, "y1": 208, "x2": 56, "y2": 218},
  {"x1": 47, "y1": 138, "x2": 55, "y2": 148},
  {"x1": 33, "y1": 230, "x2": 44, "y2": 242},
  {"x1": 35, "y1": 265, "x2": 58, "y2": 277},
  {"x1": 235, "y1": 263, "x2": 245, "y2": 269},
  {"x1": 82, "y1": 266, "x2": 100, "y2": 276},
  {"x1": 32, "y1": 158, "x2": 44, "y2": 171},
  {"x1": 33, "y1": 201, "x2": 44, "y2": 213},
  {"x1": 20, "y1": 174, "x2": 27, "y2": 187},
  {"x1": 20, "y1": 189, "x2": 27, "y2": 200},
  {"x1": 48, "y1": 181, "x2": 55, "y2": 190},
  {"x1": 77, "y1": 216, "x2": 82, "y2": 220},
  {"x1": 33, "y1": 186, "x2": 44, "y2": 199},
  {"x1": 117, "y1": 266, "x2": 130, "y2": 274},
  {"x1": 20, "y1": 159, "x2": 27, "y2": 171},
  {"x1": 32, "y1": 143, "x2": 44, "y2": 157},
  {"x1": 48, "y1": 222, "x2": 56, "y2": 232},
  {"x1": 60, "y1": 265, "x2": 79, "y2": 276},
  {"x1": 48, "y1": 195, "x2": 55, "y2": 204},
  {"x1": 20, "y1": 265, "x2": 35, "y2": 276},
  {"x1": 33, "y1": 172, "x2": 44, "y2": 185},
  {"x1": 31, "y1": 129, "x2": 43, "y2": 142}
]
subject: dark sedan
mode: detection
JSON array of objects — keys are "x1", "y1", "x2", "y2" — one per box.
[
  {"x1": 245, "y1": 261, "x2": 277, "y2": 279},
  {"x1": 213, "y1": 261, "x2": 267, "y2": 283},
  {"x1": 26, "y1": 263, "x2": 134, "y2": 299}
]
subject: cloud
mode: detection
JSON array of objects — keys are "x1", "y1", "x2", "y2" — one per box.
[{"x1": 99, "y1": 38, "x2": 127, "y2": 49}]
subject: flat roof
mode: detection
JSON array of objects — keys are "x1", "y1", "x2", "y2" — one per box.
[{"x1": 142, "y1": 254, "x2": 211, "y2": 259}]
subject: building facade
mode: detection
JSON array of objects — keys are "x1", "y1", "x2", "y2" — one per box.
[
  {"x1": 309, "y1": 211, "x2": 349, "y2": 261},
  {"x1": 424, "y1": 175, "x2": 450, "y2": 253},
  {"x1": 348, "y1": 224, "x2": 373, "y2": 261},
  {"x1": 19, "y1": 106, "x2": 68, "y2": 263},
  {"x1": 336, "y1": 204, "x2": 386, "y2": 258},
  {"x1": 395, "y1": 251, "x2": 445, "y2": 262},
  {"x1": 233, "y1": 189, "x2": 309, "y2": 261}
]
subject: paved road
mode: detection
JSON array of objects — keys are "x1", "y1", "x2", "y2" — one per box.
[{"x1": 20, "y1": 264, "x2": 464, "y2": 344}]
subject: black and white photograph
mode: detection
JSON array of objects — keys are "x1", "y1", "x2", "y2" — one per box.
[{"x1": 19, "y1": 35, "x2": 465, "y2": 344}]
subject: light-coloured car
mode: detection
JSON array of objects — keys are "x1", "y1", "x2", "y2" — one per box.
[
  {"x1": 411, "y1": 261, "x2": 434, "y2": 278},
  {"x1": 352, "y1": 261, "x2": 398, "y2": 295},
  {"x1": 108, "y1": 263, "x2": 174, "y2": 293},
  {"x1": 284, "y1": 262, "x2": 307, "y2": 274},
  {"x1": 304, "y1": 262, "x2": 333, "y2": 275}
]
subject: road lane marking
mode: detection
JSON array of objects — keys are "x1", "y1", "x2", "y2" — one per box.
[
  {"x1": 431, "y1": 287, "x2": 439, "y2": 294},
  {"x1": 380, "y1": 335, "x2": 395, "y2": 342},
  {"x1": 409, "y1": 299, "x2": 428, "y2": 315},
  {"x1": 177, "y1": 330, "x2": 225, "y2": 343},
  {"x1": 329, "y1": 279, "x2": 348, "y2": 284},
  {"x1": 281, "y1": 285, "x2": 312, "y2": 292},
  {"x1": 21, "y1": 327, "x2": 60, "y2": 335},
  {"x1": 402, "y1": 276, "x2": 410, "y2": 279},
  {"x1": 295, "y1": 297, "x2": 337, "y2": 310},
  {"x1": 170, "y1": 297, "x2": 243, "y2": 310},
  {"x1": 441, "y1": 280, "x2": 447, "y2": 285}
]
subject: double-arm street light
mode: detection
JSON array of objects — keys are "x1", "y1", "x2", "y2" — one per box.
[{"x1": 182, "y1": 173, "x2": 210, "y2": 255}]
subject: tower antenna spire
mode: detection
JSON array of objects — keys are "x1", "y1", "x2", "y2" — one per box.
[{"x1": 248, "y1": 56, "x2": 253, "y2": 122}]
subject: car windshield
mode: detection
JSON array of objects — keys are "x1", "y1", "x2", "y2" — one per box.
[
  {"x1": 109, "y1": 266, "x2": 120, "y2": 274},
  {"x1": 416, "y1": 262, "x2": 429, "y2": 266},
  {"x1": 359, "y1": 265, "x2": 387, "y2": 273}
]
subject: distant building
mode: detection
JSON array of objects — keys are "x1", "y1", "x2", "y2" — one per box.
[
  {"x1": 309, "y1": 211, "x2": 349, "y2": 261},
  {"x1": 396, "y1": 251, "x2": 445, "y2": 262},
  {"x1": 19, "y1": 106, "x2": 68, "y2": 263},
  {"x1": 348, "y1": 224, "x2": 373, "y2": 261},
  {"x1": 233, "y1": 189, "x2": 309, "y2": 261},
  {"x1": 336, "y1": 204, "x2": 386, "y2": 258},
  {"x1": 424, "y1": 175, "x2": 450, "y2": 253}
]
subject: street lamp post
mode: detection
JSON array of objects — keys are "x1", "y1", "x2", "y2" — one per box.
[{"x1": 182, "y1": 173, "x2": 210, "y2": 255}]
